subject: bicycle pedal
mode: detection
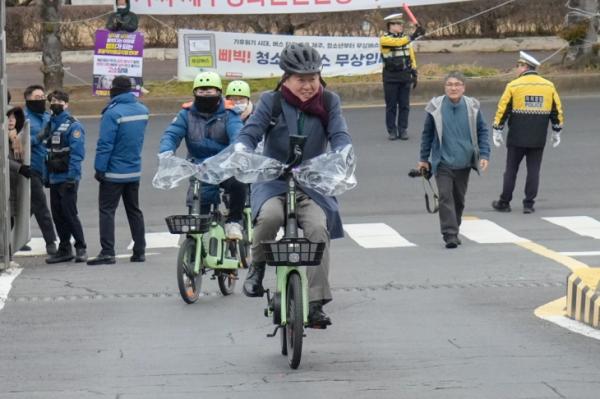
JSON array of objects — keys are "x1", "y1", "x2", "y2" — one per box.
[{"x1": 266, "y1": 325, "x2": 281, "y2": 338}]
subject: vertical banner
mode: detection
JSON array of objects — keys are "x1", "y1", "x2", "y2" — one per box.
[
  {"x1": 178, "y1": 29, "x2": 383, "y2": 80},
  {"x1": 93, "y1": 30, "x2": 144, "y2": 96}
]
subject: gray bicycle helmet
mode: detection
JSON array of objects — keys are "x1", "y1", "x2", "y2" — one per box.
[{"x1": 279, "y1": 43, "x2": 322, "y2": 74}]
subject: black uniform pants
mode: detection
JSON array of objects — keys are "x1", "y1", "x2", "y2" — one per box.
[
  {"x1": 500, "y1": 146, "x2": 544, "y2": 207},
  {"x1": 50, "y1": 182, "x2": 86, "y2": 251},
  {"x1": 383, "y1": 81, "x2": 411, "y2": 134},
  {"x1": 30, "y1": 172, "x2": 57, "y2": 245},
  {"x1": 99, "y1": 181, "x2": 145, "y2": 256},
  {"x1": 435, "y1": 165, "x2": 471, "y2": 237}
]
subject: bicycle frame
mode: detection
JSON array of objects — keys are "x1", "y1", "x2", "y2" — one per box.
[
  {"x1": 187, "y1": 179, "x2": 247, "y2": 273},
  {"x1": 271, "y1": 173, "x2": 310, "y2": 326}
]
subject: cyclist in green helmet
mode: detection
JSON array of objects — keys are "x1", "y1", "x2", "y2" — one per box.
[
  {"x1": 225, "y1": 80, "x2": 253, "y2": 123},
  {"x1": 159, "y1": 71, "x2": 247, "y2": 240}
]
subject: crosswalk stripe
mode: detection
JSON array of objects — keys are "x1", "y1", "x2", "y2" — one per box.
[
  {"x1": 460, "y1": 219, "x2": 528, "y2": 244},
  {"x1": 14, "y1": 238, "x2": 47, "y2": 257},
  {"x1": 559, "y1": 251, "x2": 600, "y2": 257},
  {"x1": 343, "y1": 223, "x2": 416, "y2": 248},
  {"x1": 543, "y1": 216, "x2": 600, "y2": 240},
  {"x1": 128, "y1": 232, "x2": 180, "y2": 250}
]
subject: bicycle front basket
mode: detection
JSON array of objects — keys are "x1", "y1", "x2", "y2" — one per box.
[
  {"x1": 262, "y1": 237, "x2": 325, "y2": 266},
  {"x1": 165, "y1": 215, "x2": 211, "y2": 234}
]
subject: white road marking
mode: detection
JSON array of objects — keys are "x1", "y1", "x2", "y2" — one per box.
[
  {"x1": 0, "y1": 267, "x2": 23, "y2": 312},
  {"x1": 343, "y1": 223, "x2": 416, "y2": 248},
  {"x1": 128, "y1": 232, "x2": 180, "y2": 250},
  {"x1": 460, "y1": 219, "x2": 528, "y2": 244},
  {"x1": 539, "y1": 315, "x2": 600, "y2": 341},
  {"x1": 543, "y1": 216, "x2": 600, "y2": 240},
  {"x1": 115, "y1": 252, "x2": 160, "y2": 259},
  {"x1": 14, "y1": 237, "x2": 47, "y2": 257}
]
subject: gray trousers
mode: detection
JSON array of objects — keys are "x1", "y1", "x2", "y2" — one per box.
[
  {"x1": 435, "y1": 165, "x2": 471, "y2": 237},
  {"x1": 252, "y1": 192, "x2": 331, "y2": 304}
]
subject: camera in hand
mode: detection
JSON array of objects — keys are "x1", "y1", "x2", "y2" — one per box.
[{"x1": 408, "y1": 167, "x2": 432, "y2": 180}]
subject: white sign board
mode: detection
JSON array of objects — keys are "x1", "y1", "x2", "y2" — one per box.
[{"x1": 178, "y1": 29, "x2": 383, "y2": 80}]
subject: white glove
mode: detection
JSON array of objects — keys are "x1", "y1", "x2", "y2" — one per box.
[
  {"x1": 552, "y1": 131, "x2": 561, "y2": 148},
  {"x1": 233, "y1": 142, "x2": 250, "y2": 152},
  {"x1": 158, "y1": 150, "x2": 174, "y2": 159},
  {"x1": 492, "y1": 128, "x2": 504, "y2": 148}
]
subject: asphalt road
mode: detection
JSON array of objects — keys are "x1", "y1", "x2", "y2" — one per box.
[{"x1": 1, "y1": 96, "x2": 600, "y2": 398}]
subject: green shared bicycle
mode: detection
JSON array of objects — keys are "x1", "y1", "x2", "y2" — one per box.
[
  {"x1": 165, "y1": 179, "x2": 252, "y2": 303},
  {"x1": 261, "y1": 135, "x2": 326, "y2": 369}
]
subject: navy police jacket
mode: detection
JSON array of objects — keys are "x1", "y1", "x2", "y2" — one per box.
[
  {"x1": 26, "y1": 107, "x2": 50, "y2": 175},
  {"x1": 45, "y1": 110, "x2": 86, "y2": 184},
  {"x1": 95, "y1": 92, "x2": 149, "y2": 183}
]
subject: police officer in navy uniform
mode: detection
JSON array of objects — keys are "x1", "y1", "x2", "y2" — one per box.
[
  {"x1": 44, "y1": 90, "x2": 88, "y2": 264},
  {"x1": 379, "y1": 13, "x2": 425, "y2": 140},
  {"x1": 88, "y1": 76, "x2": 149, "y2": 266}
]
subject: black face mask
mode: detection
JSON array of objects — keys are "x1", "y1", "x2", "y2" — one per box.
[
  {"x1": 194, "y1": 95, "x2": 221, "y2": 114},
  {"x1": 50, "y1": 104, "x2": 65, "y2": 116},
  {"x1": 26, "y1": 99, "x2": 46, "y2": 114}
]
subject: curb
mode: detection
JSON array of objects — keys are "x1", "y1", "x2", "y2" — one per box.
[
  {"x1": 567, "y1": 268, "x2": 600, "y2": 329},
  {"x1": 44, "y1": 73, "x2": 600, "y2": 116}
]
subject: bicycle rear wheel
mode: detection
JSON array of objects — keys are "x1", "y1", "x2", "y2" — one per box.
[
  {"x1": 217, "y1": 270, "x2": 237, "y2": 296},
  {"x1": 285, "y1": 273, "x2": 304, "y2": 369},
  {"x1": 177, "y1": 237, "x2": 202, "y2": 304}
]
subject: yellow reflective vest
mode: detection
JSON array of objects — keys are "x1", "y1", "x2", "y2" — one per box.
[
  {"x1": 494, "y1": 71, "x2": 564, "y2": 148},
  {"x1": 379, "y1": 32, "x2": 417, "y2": 83}
]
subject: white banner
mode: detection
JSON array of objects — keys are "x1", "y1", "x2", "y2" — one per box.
[
  {"x1": 178, "y1": 29, "x2": 384, "y2": 80},
  {"x1": 131, "y1": 0, "x2": 472, "y2": 15}
]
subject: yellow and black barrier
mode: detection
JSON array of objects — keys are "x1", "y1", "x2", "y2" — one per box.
[{"x1": 566, "y1": 268, "x2": 600, "y2": 329}]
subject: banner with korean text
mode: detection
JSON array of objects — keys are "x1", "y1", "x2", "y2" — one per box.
[
  {"x1": 93, "y1": 30, "x2": 144, "y2": 96},
  {"x1": 131, "y1": 0, "x2": 473, "y2": 15},
  {"x1": 178, "y1": 29, "x2": 382, "y2": 80}
]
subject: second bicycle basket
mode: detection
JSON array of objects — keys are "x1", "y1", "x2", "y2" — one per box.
[
  {"x1": 165, "y1": 214, "x2": 212, "y2": 234},
  {"x1": 262, "y1": 238, "x2": 325, "y2": 266}
]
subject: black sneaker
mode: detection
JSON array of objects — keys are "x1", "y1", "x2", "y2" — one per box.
[
  {"x1": 75, "y1": 249, "x2": 88, "y2": 263},
  {"x1": 46, "y1": 243, "x2": 57, "y2": 255},
  {"x1": 492, "y1": 200, "x2": 511, "y2": 212},
  {"x1": 444, "y1": 235, "x2": 459, "y2": 249},
  {"x1": 308, "y1": 301, "x2": 332, "y2": 329},
  {"x1": 523, "y1": 206, "x2": 535, "y2": 214},
  {"x1": 46, "y1": 250, "x2": 74, "y2": 264},
  {"x1": 19, "y1": 245, "x2": 32, "y2": 251},
  {"x1": 87, "y1": 253, "x2": 116, "y2": 266},
  {"x1": 388, "y1": 131, "x2": 398, "y2": 141},
  {"x1": 130, "y1": 252, "x2": 145, "y2": 262},
  {"x1": 242, "y1": 263, "x2": 265, "y2": 297},
  {"x1": 398, "y1": 129, "x2": 409, "y2": 140}
]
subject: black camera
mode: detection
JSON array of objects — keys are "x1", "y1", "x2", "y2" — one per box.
[{"x1": 408, "y1": 167, "x2": 432, "y2": 180}]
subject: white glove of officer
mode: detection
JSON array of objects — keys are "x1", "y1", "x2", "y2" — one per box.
[
  {"x1": 492, "y1": 128, "x2": 504, "y2": 148},
  {"x1": 552, "y1": 131, "x2": 561, "y2": 148}
]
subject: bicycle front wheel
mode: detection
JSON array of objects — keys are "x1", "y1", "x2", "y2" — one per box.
[
  {"x1": 217, "y1": 270, "x2": 237, "y2": 296},
  {"x1": 285, "y1": 273, "x2": 304, "y2": 369},
  {"x1": 176, "y1": 237, "x2": 202, "y2": 304}
]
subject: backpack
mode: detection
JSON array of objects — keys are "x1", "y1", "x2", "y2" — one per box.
[{"x1": 266, "y1": 89, "x2": 336, "y2": 134}]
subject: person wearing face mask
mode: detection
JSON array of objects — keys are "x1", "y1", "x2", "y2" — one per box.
[
  {"x1": 106, "y1": 0, "x2": 138, "y2": 33},
  {"x1": 235, "y1": 43, "x2": 353, "y2": 328},
  {"x1": 87, "y1": 76, "x2": 149, "y2": 266},
  {"x1": 225, "y1": 80, "x2": 254, "y2": 123},
  {"x1": 41, "y1": 90, "x2": 87, "y2": 264},
  {"x1": 159, "y1": 71, "x2": 246, "y2": 240},
  {"x1": 23, "y1": 85, "x2": 58, "y2": 255}
]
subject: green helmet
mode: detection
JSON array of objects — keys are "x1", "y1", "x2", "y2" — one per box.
[
  {"x1": 225, "y1": 80, "x2": 251, "y2": 98},
  {"x1": 192, "y1": 71, "x2": 222, "y2": 91}
]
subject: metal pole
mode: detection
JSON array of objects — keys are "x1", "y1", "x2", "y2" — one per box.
[{"x1": 0, "y1": 0, "x2": 12, "y2": 270}]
